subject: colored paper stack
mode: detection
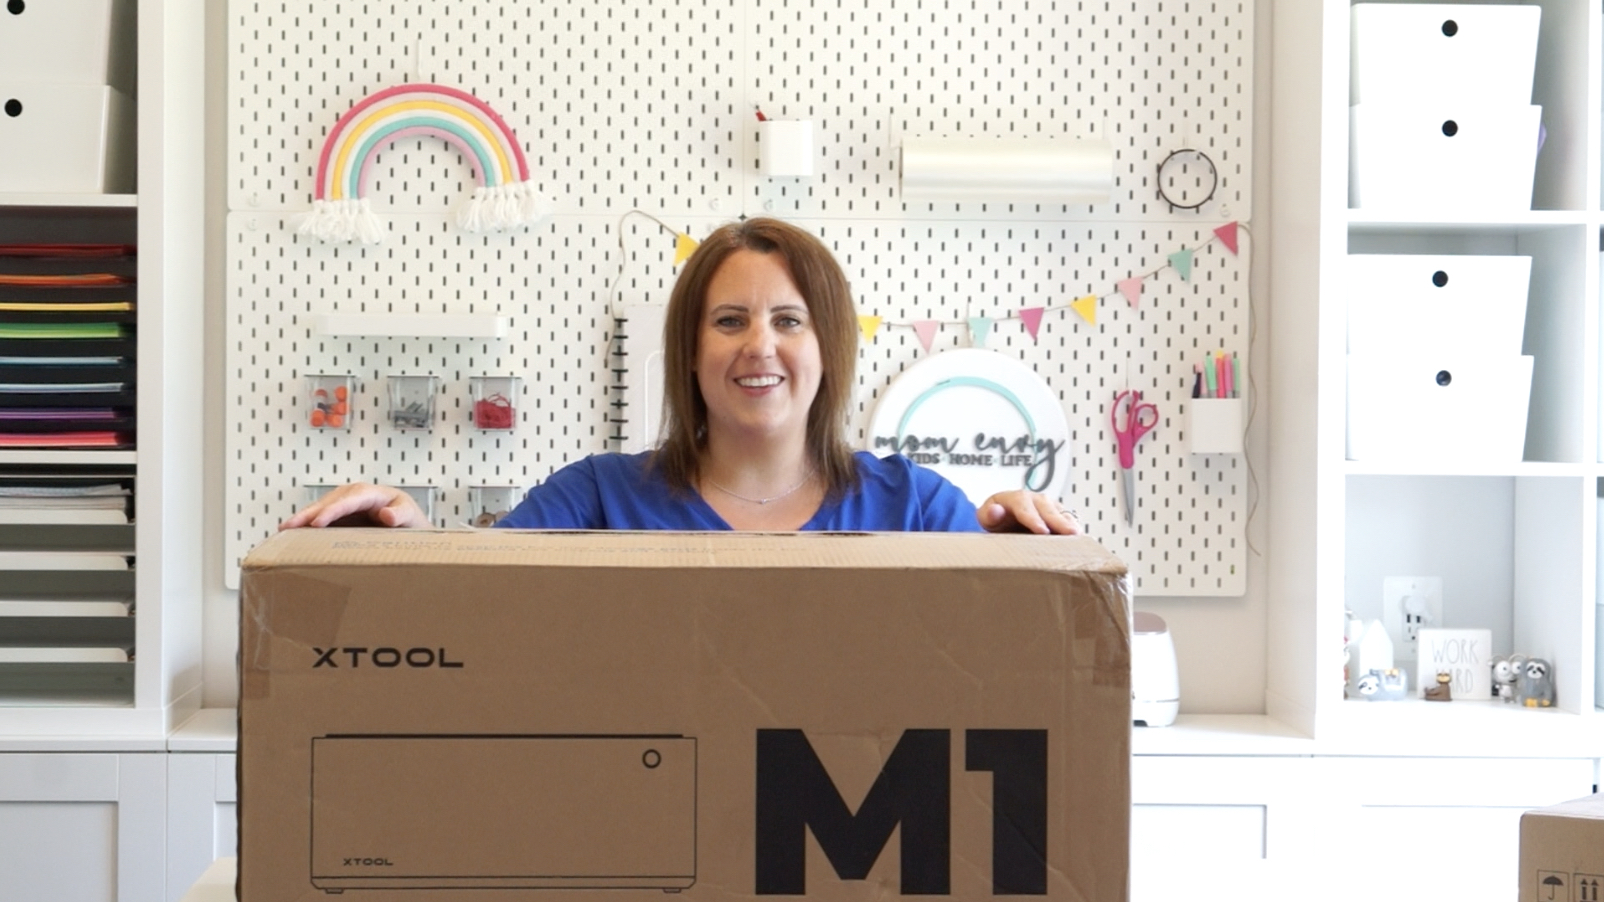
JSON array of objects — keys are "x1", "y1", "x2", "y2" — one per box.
[
  {"x1": 1348, "y1": 4, "x2": 1543, "y2": 211},
  {"x1": 0, "y1": 245, "x2": 137, "y2": 449}
]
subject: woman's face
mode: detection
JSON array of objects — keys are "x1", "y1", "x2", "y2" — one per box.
[{"x1": 695, "y1": 249, "x2": 824, "y2": 448}]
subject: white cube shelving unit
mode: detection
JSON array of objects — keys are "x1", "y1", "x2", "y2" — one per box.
[{"x1": 1270, "y1": 0, "x2": 1604, "y2": 750}]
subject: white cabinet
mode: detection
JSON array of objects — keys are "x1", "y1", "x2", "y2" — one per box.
[
  {"x1": 1333, "y1": 757, "x2": 1595, "y2": 901},
  {"x1": 0, "y1": 752, "x2": 166, "y2": 902},
  {"x1": 166, "y1": 754, "x2": 235, "y2": 902},
  {"x1": 1131, "y1": 755, "x2": 1327, "y2": 901}
]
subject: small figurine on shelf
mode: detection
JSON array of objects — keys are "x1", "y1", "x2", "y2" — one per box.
[
  {"x1": 1423, "y1": 671, "x2": 1452, "y2": 702},
  {"x1": 1356, "y1": 668, "x2": 1408, "y2": 702},
  {"x1": 1491, "y1": 654, "x2": 1525, "y2": 703},
  {"x1": 1516, "y1": 658, "x2": 1555, "y2": 708}
]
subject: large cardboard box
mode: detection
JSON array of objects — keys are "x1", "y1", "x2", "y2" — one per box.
[
  {"x1": 239, "y1": 529, "x2": 1131, "y2": 902},
  {"x1": 1520, "y1": 794, "x2": 1604, "y2": 902}
]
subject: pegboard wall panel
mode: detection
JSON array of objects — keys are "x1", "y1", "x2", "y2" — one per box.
[
  {"x1": 228, "y1": 0, "x2": 1251, "y2": 221},
  {"x1": 225, "y1": 0, "x2": 1255, "y2": 594}
]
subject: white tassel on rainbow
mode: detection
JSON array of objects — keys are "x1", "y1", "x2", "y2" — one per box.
[{"x1": 301, "y1": 83, "x2": 555, "y2": 244}]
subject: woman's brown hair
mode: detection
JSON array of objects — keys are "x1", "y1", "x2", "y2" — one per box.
[{"x1": 652, "y1": 218, "x2": 860, "y2": 496}]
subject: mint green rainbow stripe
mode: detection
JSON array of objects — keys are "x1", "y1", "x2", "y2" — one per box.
[{"x1": 346, "y1": 115, "x2": 502, "y2": 200}]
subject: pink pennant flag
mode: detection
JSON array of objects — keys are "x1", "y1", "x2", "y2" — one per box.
[
  {"x1": 1213, "y1": 221, "x2": 1239, "y2": 255},
  {"x1": 1116, "y1": 276, "x2": 1143, "y2": 309},
  {"x1": 912, "y1": 320, "x2": 940, "y2": 353},
  {"x1": 1019, "y1": 306, "x2": 1045, "y2": 342}
]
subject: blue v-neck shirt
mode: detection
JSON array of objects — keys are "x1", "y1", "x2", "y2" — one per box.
[{"x1": 493, "y1": 451, "x2": 984, "y2": 532}]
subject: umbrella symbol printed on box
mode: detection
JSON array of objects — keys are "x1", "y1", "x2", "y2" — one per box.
[{"x1": 1541, "y1": 872, "x2": 1568, "y2": 902}]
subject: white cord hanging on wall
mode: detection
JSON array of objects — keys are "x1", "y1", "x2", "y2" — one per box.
[{"x1": 296, "y1": 82, "x2": 555, "y2": 244}]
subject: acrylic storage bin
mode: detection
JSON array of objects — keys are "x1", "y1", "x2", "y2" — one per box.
[
  {"x1": 1346, "y1": 255, "x2": 1531, "y2": 358},
  {"x1": 1346, "y1": 355, "x2": 1533, "y2": 464},
  {"x1": 386, "y1": 375, "x2": 439, "y2": 431},
  {"x1": 468, "y1": 485, "x2": 523, "y2": 528},
  {"x1": 305, "y1": 374, "x2": 357, "y2": 431},
  {"x1": 469, "y1": 376, "x2": 520, "y2": 431},
  {"x1": 1350, "y1": 4, "x2": 1540, "y2": 106},
  {"x1": 0, "y1": 84, "x2": 134, "y2": 193},
  {"x1": 394, "y1": 485, "x2": 437, "y2": 523},
  {"x1": 1348, "y1": 104, "x2": 1541, "y2": 212},
  {"x1": 0, "y1": 0, "x2": 135, "y2": 92}
]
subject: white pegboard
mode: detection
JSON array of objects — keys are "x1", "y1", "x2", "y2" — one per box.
[
  {"x1": 224, "y1": 0, "x2": 1255, "y2": 594},
  {"x1": 228, "y1": 0, "x2": 1251, "y2": 221}
]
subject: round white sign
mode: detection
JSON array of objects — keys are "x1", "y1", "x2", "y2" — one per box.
[{"x1": 866, "y1": 349, "x2": 1072, "y2": 504}]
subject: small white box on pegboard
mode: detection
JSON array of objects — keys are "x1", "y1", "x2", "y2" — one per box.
[
  {"x1": 758, "y1": 119, "x2": 814, "y2": 177},
  {"x1": 1186, "y1": 398, "x2": 1243, "y2": 454}
]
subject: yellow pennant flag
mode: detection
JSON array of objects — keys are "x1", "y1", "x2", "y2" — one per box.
[
  {"x1": 1070, "y1": 294, "x2": 1098, "y2": 326},
  {"x1": 857, "y1": 315, "x2": 883, "y2": 342},
  {"x1": 673, "y1": 233, "x2": 700, "y2": 266}
]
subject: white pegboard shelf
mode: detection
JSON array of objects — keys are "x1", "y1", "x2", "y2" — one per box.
[{"x1": 313, "y1": 314, "x2": 509, "y2": 338}]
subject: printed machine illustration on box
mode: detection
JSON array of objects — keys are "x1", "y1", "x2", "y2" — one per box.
[{"x1": 310, "y1": 734, "x2": 697, "y2": 892}]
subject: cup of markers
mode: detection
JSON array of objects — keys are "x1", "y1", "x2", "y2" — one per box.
[
  {"x1": 1186, "y1": 350, "x2": 1243, "y2": 454},
  {"x1": 1192, "y1": 349, "x2": 1240, "y2": 400}
]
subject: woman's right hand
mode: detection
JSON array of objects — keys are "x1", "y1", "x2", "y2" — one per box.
[{"x1": 277, "y1": 483, "x2": 430, "y2": 530}]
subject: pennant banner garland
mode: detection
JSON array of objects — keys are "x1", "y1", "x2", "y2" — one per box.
[
  {"x1": 845, "y1": 222, "x2": 1244, "y2": 350},
  {"x1": 968, "y1": 316, "x2": 994, "y2": 349},
  {"x1": 673, "y1": 233, "x2": 700, "y2": 266},
  {"x1": 1019, "y1": 307, "x2": 1045, "y2": 342},
  {"x1": 617, "y1": 212, "x2": 1246, "y2": 352},
  {"x1": 1070, "y1": 294, "x2": 1098, "y2": 326},
  {"x1": 1168, "y1": 248, "x2": 1194, "y2": 282},
  {"x1": 1116, "y1": 277, "x2": 1143, "y2": 309}
]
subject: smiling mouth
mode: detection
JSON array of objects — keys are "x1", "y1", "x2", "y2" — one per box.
[{"x1": 736, "y1": 376, "x2": 783, "y2": 388}]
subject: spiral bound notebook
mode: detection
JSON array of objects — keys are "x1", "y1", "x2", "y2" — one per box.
[{"x1": 614, "y1": 304, "x2": 667, "y2": 454}]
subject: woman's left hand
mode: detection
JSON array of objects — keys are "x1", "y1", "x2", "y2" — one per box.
[{"x1": 976, "y1": 491, "x2": 1082, "y2": 535}]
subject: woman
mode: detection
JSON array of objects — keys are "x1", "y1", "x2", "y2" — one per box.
[{"x1": 281, "y1": 218, "x2": 1080, "y2": 535}]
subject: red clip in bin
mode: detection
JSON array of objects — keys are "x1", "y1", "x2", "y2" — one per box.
[{"x1": 470, "y1": 376, "x2": 522, "y2": 431}]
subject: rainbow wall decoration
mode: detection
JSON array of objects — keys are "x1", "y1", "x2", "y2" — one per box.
[{"x1": 299, "y1": 83, "x2": 554, "y2": 244}]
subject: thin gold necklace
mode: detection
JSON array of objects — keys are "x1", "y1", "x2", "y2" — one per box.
[{"x1": 705, "y1": 469, "x2": 815, "y2": 505}]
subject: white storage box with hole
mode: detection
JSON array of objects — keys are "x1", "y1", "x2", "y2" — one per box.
[
  {"x1": 1351, "y1": 4, "x2": 1540, "y2": 105},
  {"x1": 0, "y1": 84, "x2": 133, "y2": 193},
  {"x1": 1347, "y1": 255, "x2": 1531, "y2": 358},
  {"x1": 1349, "y1": 104, "x2": 1541, "y2": 211},
  {"x1": 0, "y1": 0, "x2": 135, "y2": 92},
  {"x1": 1346, "y1": 355, "x2": 1533, "y2": 464}
]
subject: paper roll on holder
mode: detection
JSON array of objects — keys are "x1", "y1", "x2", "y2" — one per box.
[{"x1": 900, "y1": 135, "x2": 1114, "y2": 205}]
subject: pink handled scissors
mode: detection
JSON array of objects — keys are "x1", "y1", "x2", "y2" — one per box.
[{"x1": 1110, "y1": 390, "x2": 1158, "y2": 527}]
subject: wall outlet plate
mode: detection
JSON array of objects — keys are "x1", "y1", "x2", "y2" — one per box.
[{"x1": 1382, "y1": 576, "x2": 1443, "y2": 662}]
